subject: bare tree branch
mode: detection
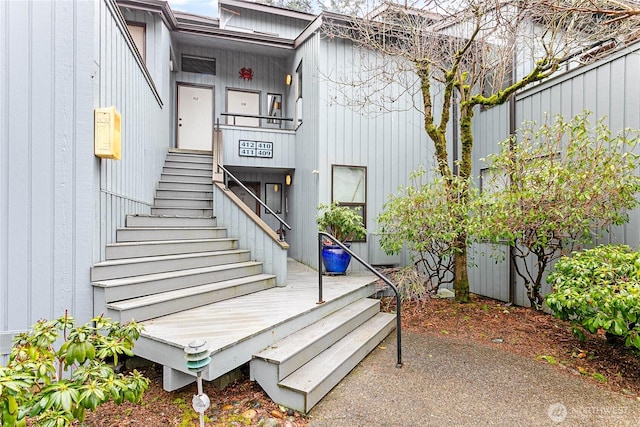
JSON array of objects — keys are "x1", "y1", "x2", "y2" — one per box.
[{"x1": 322, "y1": 0, "x2": 640, "y2": 302}]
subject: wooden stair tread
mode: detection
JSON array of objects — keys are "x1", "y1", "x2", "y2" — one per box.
[
  {"x1": 107, "y1": 274, "x2": 275, "y2": 310},
  {"x1": 255, "y1": 298, "x2": 379, "y2": 364},
  {"x1": 279, "y1": 312, "x2": 395, "y2": 394},
  {"x1": 93, "y1": 249, "x2": 248, "y2": 268},
  {"x1": 117, "y1": 226, "x2": 223, "y2": 231},
  {"x1": 106, "y1": 238, "x2": 234, "y2": 248},
  {"x1": 92, "y1": 261, "x2": 263, "y2": 287}
]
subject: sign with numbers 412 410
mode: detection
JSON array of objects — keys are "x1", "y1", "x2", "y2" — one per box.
[{"x1": 239, "y1": 140, "x2": 273, "y2": 158}]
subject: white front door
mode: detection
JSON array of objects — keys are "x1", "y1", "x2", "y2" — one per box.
[
  {"x1": 227, "y1": 90, "x2": 260, "y2": 127},
  {"x1": 177, "y1": 85, "x2": 213, "y2": 151}
]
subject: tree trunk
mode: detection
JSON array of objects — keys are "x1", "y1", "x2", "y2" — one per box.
[
  {"x1": 453, "y1": 236, "x2": 470, "y2": 303},
  {"x1": 452, "y1": 103, "x2": 474, "y2": 304}
]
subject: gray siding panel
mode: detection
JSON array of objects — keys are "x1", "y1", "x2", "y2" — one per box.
[
  {"x1": 224, "y1": 9, "x2": 309, "y2": 39},
  {"x1": 0, "y1": 0, "x2": 7, "y2": 346},
  {"x1": 470, "y1": 104, "x2": 511, "y2": 301},
  {"x1": 473, "y1": 41, "x2": 640, "y2": 306},
  {"x1": 290, "y1": 35, "x2": 434, "y2": 271},
  {"x1": 213, "y1": 184, "x2": 288, "y2": 285},
  {"x1": 221, "y1": 127, "x2": 295, "y2": 168},
  {"x1": 0, "y1": 0, "x2": 171, "y2": 356},
  {"x1": 0, "y1": 0, "x2": 96, "y2": 337},
  {"x1": 287, "y1": 34, "x2": 320, "y2": 268},
  {"x1": 97, "y1": 0, "x2": 170, "y2": 251}
]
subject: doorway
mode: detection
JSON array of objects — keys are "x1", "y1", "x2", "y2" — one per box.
[
  {"x1": 177, "y1": 84, "x2": 214, "y2": 151},
  {"x1": 228, "y1": 182, "x2": 261, "y2": 217},
  {"x1": 227, "y1": 89, "x2": 260, "y2": 127}
]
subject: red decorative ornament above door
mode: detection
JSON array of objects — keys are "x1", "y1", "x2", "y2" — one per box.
[{"x1": 239, "y1": 68, "x2": 254, "y2": 81}]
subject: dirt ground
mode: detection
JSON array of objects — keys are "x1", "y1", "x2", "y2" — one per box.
[{"x1": 80, "y1": 294, "x2": 640, "y2": 426}]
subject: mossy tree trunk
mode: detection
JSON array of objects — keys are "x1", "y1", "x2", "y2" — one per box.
[{"x1": 416, "y1": 55, "x2": 558, "y2": 303}]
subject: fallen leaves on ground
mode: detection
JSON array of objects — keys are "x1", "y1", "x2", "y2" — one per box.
[{"x1": 81, "y1": 294, "x2": 640, "y2": 426}]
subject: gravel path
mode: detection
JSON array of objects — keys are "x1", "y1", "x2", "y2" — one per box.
[{"x1": 308, "y1": 331, "x2": 640, "y2": 426}]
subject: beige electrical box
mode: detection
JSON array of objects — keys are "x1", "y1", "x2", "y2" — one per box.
[{"x1": 94, "y1": 107, "x2": 121, "y2": 160}]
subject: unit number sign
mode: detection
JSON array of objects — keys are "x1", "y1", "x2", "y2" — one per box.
[{"x1": 238, "y1": 140, "x2": 273, "y2": 158}]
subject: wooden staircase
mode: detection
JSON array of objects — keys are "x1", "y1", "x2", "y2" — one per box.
[
  {"x1": 92, "y1": 151, "x2": 275, "y2": 324},
  {"x1": 251, "y1": 298, "x2": 395, "y2": 413},
  {"x1": 91, "y1": 149, "x2": 395, "y2": 413}
]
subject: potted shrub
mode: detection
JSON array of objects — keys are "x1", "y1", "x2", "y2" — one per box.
[{"x1": 317, "y1": 203, "x2": 367, "y2": 274}]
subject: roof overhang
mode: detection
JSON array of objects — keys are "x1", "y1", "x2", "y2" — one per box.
[
  {"x1": 117, "y1": 0, "x2": 180, "y2": 30},
  {"x1": 117, "y1": 0, "x2": 300, "y2": 53},
  {"x1": 173, "y1": 30, "x2": 295, "y2": 57},
  {"x1": 218, "y1": 0, "x2": 315, "y2": 22}
]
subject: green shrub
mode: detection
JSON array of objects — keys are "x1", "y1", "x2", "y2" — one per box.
[
  {"x1": 317, "y1": 202, "x2": 366, "y2": 243},
  {"x1": 545, "y1": 245, "x2": 640, "y2": 349},
  {"x1": 377, "y1": 173, "x2": 469, "y2": 292},
  {"x1": 0, "y1": 312, "x2": 149, "y2": 427}
]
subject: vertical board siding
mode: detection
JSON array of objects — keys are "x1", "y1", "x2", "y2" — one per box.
[
  {"x1": 290, "y1": 35, "x2": 434, "y2": 271},
  {"x1": 0, "y1": 0, "x2": 171, "y2": 357},
  {"x1": 213, "y1": 184, "x2": 288, "y2": 285},
  {"x1": 0, "y1": 0, "x2": 96, "y2": 344},
  {"x1": 287, "y1": 34, "x2": 320, "y2": 268},
  {"x1": 0, "y1": 0, "x2": 8, "y2": 362},
  {"x1": 472, "y1": 41, "x2": 640, "y2": 306},
  {"x1": 224, "y1": 9, "x2": 311, "y2": 39},
  {"x1": 98, "y1": 0, "x2": 171, "y2": 251},
  {"x1": 470, "y1": 104, "x2": 512, "y2": 301},
  {"x1": 120, "y1": 8, "x2": 172, "y2": 102},
  {"x1": 221, "y1": 127, "x2": 295, "y2": 168}
]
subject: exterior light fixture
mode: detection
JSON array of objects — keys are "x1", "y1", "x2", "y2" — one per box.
[
  {"x1": 285, "y1": 174, "x2": 292, "y2": 186},
  {"x1": 184, "y1": 340, "x2": 211, "y2": 427},
  {"x1": 285, "y1": 74, "x2": 292, "y2": 85}
]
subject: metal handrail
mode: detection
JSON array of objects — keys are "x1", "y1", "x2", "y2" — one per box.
[
  {"x1": 217, "y1": 163, "x2": 291, "y2": 240},
  {"x1": 220, "y1": 112, "x2": 294, "y2": 122},
  {"x1": 318, "y1": 232, "x2": 402, "y2": 368}
]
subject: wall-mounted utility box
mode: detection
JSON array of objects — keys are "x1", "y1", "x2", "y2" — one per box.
[{"x1": 94, "y1": 106, "x2": 121, "y2": 160}]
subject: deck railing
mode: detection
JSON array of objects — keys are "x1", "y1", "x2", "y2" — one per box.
[
  {"x1": 220, "y1": 112, "x2": 294, "y2": 129},
  {"x1": 318, "y1": 232, "x2": 403, "y2": 368},
  {"x1": 217, "y1": 163, "x2": 291, "y2": 240}
]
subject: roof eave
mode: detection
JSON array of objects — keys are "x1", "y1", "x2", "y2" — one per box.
[
  {"x1": 116, "y1": 0, "x2": 179, "y2": 30},
  {"x1": 218, "y1": 0, "x2": 316, "y2": 22}
]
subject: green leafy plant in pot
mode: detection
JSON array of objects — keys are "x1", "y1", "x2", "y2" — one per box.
[{"x1": 317, "y1": 203, "x2": 367, "y2": 274}]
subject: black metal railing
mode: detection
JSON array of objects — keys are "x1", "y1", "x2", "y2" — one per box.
[
  {"x1": 217, "y1": 163, "x2": 291, "y2": 240},
  {"x1": 318, "y1": 232, "x2": 402, "y2": 368},
  {"x1": 220, "y1": 112, "x2": 294, "y2": 129}
]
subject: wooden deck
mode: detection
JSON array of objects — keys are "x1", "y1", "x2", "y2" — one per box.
[{"x1": 135, "y1": 258, "x2": 380, "y2": 388}]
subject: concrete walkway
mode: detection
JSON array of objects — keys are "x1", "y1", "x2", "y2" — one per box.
[{"x1": 308, "y1": 331, "x2": 640, "y2": 427}]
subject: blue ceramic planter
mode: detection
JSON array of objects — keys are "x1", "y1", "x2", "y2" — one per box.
[{"x1": 321, "y1": 244, "x2": 352, "y2": 274}]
